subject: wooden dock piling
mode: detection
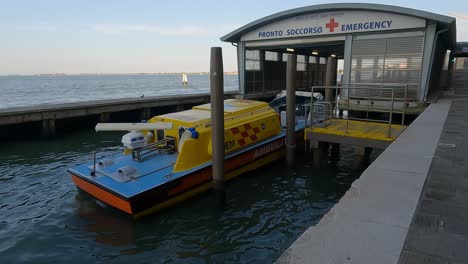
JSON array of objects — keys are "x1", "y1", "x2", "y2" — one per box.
[
  {"x1": 324, "y1": 57, "x2": 336, "y2": 103},
  {"x1": 286, "y1": 54, "x2": 297, "y2": 166},
  {"x1": 210, "y1": 47, "x2": 225, "y2": 203}
]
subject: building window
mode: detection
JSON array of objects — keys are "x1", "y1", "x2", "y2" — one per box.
[
  {"x1": 297, "y1": 55, "x2": 307, "y2": 71},
  {"x1": 309, "y1": 56, "x2": 317, "y2": 64},
  {"x1": 245, "y1": 50, "x2": 261, "y2": 71},
  {"x1": 245, "y1": 49, "x2": 264, "y2": 94},
  {"x1": 282, "y1": 53, "x2": 290, "y2": 62},
  {"x1": 350, "y1": 36, "x2": 424, "y2": 100},
  {"x1": 319, "y1": 57, "x2": 327, "y2": 64},
  {"x1": 265, "y1": 51, "x2": 279, "y2": 61}
]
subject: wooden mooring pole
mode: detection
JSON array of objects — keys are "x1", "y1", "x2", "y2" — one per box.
[
  {"x1": 324, "y1": 56, "x2": 336, "y2": 102},
  {"x1": 286, "y1": 54, "x2": 297, "y2": 166},
  {"x1": 210, "y1": 47, "x2": 225, "y2": 203}
]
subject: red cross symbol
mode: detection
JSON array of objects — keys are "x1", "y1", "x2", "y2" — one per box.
[{"x1": 326, "y1": 18, "x2": 339, "y2": 32}]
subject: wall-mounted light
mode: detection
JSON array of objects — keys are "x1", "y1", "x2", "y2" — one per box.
[
  {"x1": 312, "y1": 51, "x2": 319, "y2": 55},
  {"x1": 331, "y1": 54, "x2": 337, "y2": 58},
  {"x1": 286, "y1": 48, "x2": 294, "y2": 52}
]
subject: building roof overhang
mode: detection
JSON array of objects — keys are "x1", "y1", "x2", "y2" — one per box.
[{"x1": 220, "y1": 3, "x2": 456, "y2": 48}]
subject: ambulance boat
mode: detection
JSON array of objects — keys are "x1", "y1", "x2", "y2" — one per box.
[{"x1": 69, "y1": 99, "x2": 310, "y2": 218}]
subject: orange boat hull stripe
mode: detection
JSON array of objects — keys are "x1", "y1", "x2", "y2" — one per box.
[{"x1": 72, "y1": 175, "x2": 132, "y2": 214}]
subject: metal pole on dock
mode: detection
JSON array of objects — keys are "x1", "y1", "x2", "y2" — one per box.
[
  {"x1": 286, "y1": 54, "x2": 297, "y2": 166},
  {"x1": 210, "y1": 47, "x2": 225, "y2": 203}
]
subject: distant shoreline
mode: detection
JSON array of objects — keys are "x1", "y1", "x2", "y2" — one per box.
[{"x1": 0, "y1": 72, "x2": 238, "y2": 77}]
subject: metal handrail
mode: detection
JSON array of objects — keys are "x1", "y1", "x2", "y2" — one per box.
[
  {"x1": 311, "y1": 101, "x2": 333, "y2": 127},
  {"x1": 338, "y1": 83, "x2": 409, "y2": 119},
  {"x1": 309, "y1": 84, "x2": 409, "y2": 138}
]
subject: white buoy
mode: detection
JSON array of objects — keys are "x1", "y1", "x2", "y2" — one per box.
[{"x1": 182, "y1": 72, "x2": 188, "y2": 86}]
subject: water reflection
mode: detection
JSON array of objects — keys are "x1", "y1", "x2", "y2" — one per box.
[{"x1": 73, "y1": 193, "x2": 136, "y2": 249}]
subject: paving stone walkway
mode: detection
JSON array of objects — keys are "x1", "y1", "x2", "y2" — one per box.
[{"x1": 399, "y1": 99, "x2": 468, "y2": 264}]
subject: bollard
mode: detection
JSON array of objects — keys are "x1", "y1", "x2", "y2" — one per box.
[
  {"x1": 286, "y1": 54, "x2": 297, "y2": 166},
  {"x1": 210, "y1": 47, "x2": 226, "y2": 204}
]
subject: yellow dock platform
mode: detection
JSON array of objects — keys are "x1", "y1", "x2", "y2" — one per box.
[{"x1": 305, "y1": 119, "x2": 407, "y2": 149}]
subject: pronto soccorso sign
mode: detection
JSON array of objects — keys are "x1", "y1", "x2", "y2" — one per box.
[{"x1": 240, "y1": 11, "x2": 426, "y2": 41}]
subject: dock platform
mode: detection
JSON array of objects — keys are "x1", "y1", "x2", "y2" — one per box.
[
  {"x1": 0, "y1": 92, "x2": 238, "y2": 126},
  {"x1": 277, "y1": 99, "x2": 452, "y2": 264},
  {"x1": 1, "y1": 91, "x2": 275, "y2": 138},
  {"x1": 305, "y1": 119, "x2": 407, "y2": 149}
]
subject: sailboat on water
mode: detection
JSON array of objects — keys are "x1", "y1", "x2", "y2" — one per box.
[{"x1": 181, "y1": 72, "x2": 188, "y2": 86}]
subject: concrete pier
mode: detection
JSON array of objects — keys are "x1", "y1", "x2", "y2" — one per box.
[
  {"x1": 277, "y1": 99, "x2": 452, "y2": 264},
  {"x1": 0, "y1": 92, "x2": 239, "y2": 127},
  {"x1": 399, "y1": 99, "x2": 468, "y2": 264},
  {"x1": 0, "y1": 92, "x2": 255, "y2": 138}
]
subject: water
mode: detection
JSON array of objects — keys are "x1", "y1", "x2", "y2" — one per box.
[
  {"x1": 0, "y1": 74, "x2": 371, "y2": 263},
  {"x1": 0, "y1": 74, "x2": 239, "y2": 109},
  {"x1": 0, "y1": 130, "x2": 372, "y2": 263}
]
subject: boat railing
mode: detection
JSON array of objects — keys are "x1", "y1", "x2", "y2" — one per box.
[
  {"x1": 132, "y1": 137, "x2": 175, "y2": 162},
  {"x1": 309, "y1": 83, "x2": 410, "y2": 138}
]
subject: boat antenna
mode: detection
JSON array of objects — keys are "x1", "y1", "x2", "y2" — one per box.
[{"x1": 91, "y1": 152, "x2": 96, "y2": 176}]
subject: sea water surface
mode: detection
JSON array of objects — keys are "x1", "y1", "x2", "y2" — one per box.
[
  {"x1": 0, "y1": 74, "x2": 239, "y2": 109},
  {"x1": 0, "y1": 75, "x2": 373, "y2": 263},
  {"x1": 0, "y1": 130, "x2": 373, "y2": 263}
]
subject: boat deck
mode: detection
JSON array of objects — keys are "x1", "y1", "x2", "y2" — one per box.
[
  {"x1": 305, "y1": 119, "x2": 407, "y2": 149},
  {"x1": 69, "y1": 151, "x2": 178, "y2": 198}
]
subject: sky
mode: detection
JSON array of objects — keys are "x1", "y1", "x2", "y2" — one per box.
[{"x1": 0, "y1": 0, "x2": 467, "y2": 75}]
